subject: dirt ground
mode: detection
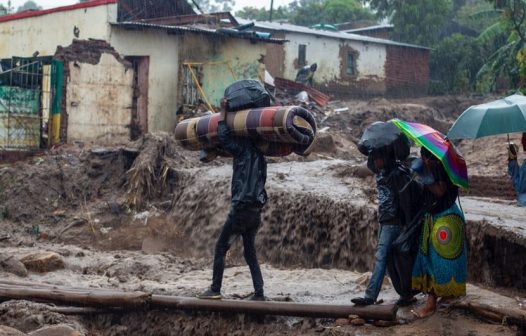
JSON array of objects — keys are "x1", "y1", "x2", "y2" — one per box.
[{"x1": 0, "y1": 95, "x2": 524, "y2": 335}]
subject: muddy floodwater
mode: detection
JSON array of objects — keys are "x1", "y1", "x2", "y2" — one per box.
[{"x1": 0, "y1": 97, "x2": 524, "y2": 335}]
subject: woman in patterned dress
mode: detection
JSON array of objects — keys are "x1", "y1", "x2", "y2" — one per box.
[{"x1": 411, "y1": 147, "x2": 467, "y2": 318}]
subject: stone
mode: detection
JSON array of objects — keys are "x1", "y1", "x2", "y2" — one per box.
[
  {"x1": 20, "y1": 252, "x2": 65, "y2": 273},
  {"x1": 311, "y1": 133, "x2": 336, "y2": 153},
  {"x1": 348, "y1": 314, "x2": 360, "y2": 320},
  {"x1": 28, "y1": 324, "x2": 81, "y2": 336},
  {"x1": 350, "y1": 318, "x2": 365, "y2": 326},
  {"x1": 334, "y1": 318, "x2": 350, "y2": 326},
  {"x1": 373, "y1": 320, "x2": 398, "y2": 327},
  {"x1": 0, "y1": 255, "x2": 28, "y2": 277},
  {"x1": 0, "y1": 325, "x2": 27, "y2": 336}
]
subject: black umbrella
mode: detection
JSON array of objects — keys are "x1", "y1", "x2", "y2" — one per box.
[{"x1": 358, "y1": 121, "x2": 410, "y2": 160}]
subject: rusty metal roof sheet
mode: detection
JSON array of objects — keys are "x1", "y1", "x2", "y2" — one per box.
[
  {"x1": 239, "y1": 20, "x2": 429, "y2": 50},
  {"x1": 111, "y1": 21, "x2": 287, "y2": 44}
]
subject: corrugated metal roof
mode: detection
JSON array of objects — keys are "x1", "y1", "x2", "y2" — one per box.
[
  {"x1": 111, "y1": 21, "x2": 287, "y2": 44},
  {"x1": 239, "y1": 20, "x2": 429, "y2": 50},
  {"x1": 343, "y1": 24, "x2": 394, "y2": 33}
]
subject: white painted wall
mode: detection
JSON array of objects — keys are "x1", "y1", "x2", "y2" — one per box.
[
  {"x1": 66, "y1": 53, "x2": 133, "y2": 143},
  {"x1": 109, "y1": 28, "x2": 180, "y2": 133},
  {"x1": 0, "y1": 4, "x2": 117, "y2": 57},
  {"x1": 282, "y1": 32, "x2": 386, "y2": 84}
]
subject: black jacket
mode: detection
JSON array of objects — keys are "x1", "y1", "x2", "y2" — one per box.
[
  {"x1": 217, "y1": 120, "x2": 267, "y2": 209},
  {"x1": 374, "y1": 161, "x2": 422, "y2": 226}
]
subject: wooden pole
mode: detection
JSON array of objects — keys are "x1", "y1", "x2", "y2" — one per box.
[
  {"x1": 0, "y1": 284, "x2": 150, "y2": 308},
  {"x1": 452, "y1": 301, "x2": 526, "y2": 327},
  {"x1": 0, "y1": 281, "x2": 397, "y2": 320},
  {"x1": 151, "y1": 295, "x2": 398, "y2": 321}
]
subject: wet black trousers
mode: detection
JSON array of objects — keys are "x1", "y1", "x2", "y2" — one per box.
[{"x1": 211, "y1": 207, "x2": 264, "y2": 296}]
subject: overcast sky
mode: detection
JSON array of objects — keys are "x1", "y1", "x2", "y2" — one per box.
[{"x1": 4, "y1": 0, "x2": 294, "y2": 12}]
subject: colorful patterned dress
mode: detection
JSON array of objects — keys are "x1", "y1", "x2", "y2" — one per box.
[
  {"x1": 412, "y1": 163, "x2": 467, "y2": 298},
  {"x1": 412, "y1": 203, "x2": 467, "y2": 297}
]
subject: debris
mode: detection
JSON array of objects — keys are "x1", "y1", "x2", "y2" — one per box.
[
  {"x1": 20, "y1": 252, "x2": 65, "y2": 273},
  {"x1": 373, "y1": 320, "x2": 399, "y2": 327},
  {"x1": 295, "y1": 91, "x2": 309, "y2": 103},
  {"x1": 334, "y1": 318, "x2": 350, "y2": 326},
  {"x1": 274, "y1": 77, "x2": 330, "y2": 106},
  {"x1": 0, "y1": 255, "x2": 28, "y2": 277},
  {"x1": 28, "y1": 324, "x2": 82, "y2": 336},
  {"x1": 0, "y1": 325, "x2": 26, "y2": 336},
  {"x1": 350, "y1": 318, "x2": 365, "y2": 326}
]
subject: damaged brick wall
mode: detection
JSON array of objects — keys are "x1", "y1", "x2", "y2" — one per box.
[
  {"x1": 54, "y1": 39, "x2": 131, "y2": 66},
  {"x1": 54, "y1": 39, "x2": 133, "y2": 144},
  {"x1": 385, "y1": 45, "x2": 429, "y2": 97}
]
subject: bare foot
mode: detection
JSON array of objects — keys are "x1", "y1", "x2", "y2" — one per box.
[
  {"x1": 411, "y1": 294, "x2": 437, "y2": 319},
  {"x1": 411, "y1": 305, "x2": 436, "y2": 319}
]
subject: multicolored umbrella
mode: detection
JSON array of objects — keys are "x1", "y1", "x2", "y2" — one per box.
[{"x1": 391, "y1": 119, "x2": 469, "y2": 189}]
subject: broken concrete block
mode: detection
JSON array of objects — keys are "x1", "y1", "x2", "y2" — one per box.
[
  {"x1": 0, "y1": 255, "x2": 28, "y2": 277},
  {"x1": 28, "y1": 324, "x2": 81, "y2": 336},
  {"x1": 0, "y1": 325, "x2": 27, "y2": 335},
  {"x1": 20, "y1": 252, "x2": 65, "y2": 273}
]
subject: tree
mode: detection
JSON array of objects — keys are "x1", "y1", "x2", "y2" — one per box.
[
  {"x1": 367, "y1": 0, "x2": 453, "y2": 46},
  {"x1": 235, "y1": 5, "x2": 291, "y2": 21},
  {"x1": 193, "y1": 0, "x2": 235, "y2": 13},
  {"x1": 1, "y1": 0, "x2": 13, "y2": 15},
  {"x1": 429, "y1": 34, "x2": 484, "y2": 93},
  {"x1": 455, "y1": 0, "x2": 501, "y2": 33},
  {"x1": 289, "y1": 0, "x2": 374, "y2": 26},
  {"x1": 475, "y1": 0, "x2": 526, "y2": 91},
  {"x1": 16, "y1": 0, "x2": 41, "y2": 12}
]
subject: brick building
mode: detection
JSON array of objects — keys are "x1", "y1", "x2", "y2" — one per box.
[{"x1": 248, "y1": 21, "x2": 429, "y2": 97}]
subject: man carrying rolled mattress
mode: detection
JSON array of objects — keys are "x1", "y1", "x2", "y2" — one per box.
[{"x1": 198, "y1": 97, "x2": 268, "y2": 301}]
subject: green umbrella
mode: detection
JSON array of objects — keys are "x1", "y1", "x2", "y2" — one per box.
[
  {"x1": 310, "y1": 23, "x2": 338, "y2": 31},
  {"x1": 447, "y1": 94, "x2": 526, "y2": 140}
]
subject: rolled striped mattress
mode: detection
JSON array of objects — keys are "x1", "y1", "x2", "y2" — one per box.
[{"x1": 174, "y1": 106, "x2": 317, "y2": 156}]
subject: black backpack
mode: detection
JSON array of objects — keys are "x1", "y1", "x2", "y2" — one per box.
[{"x1": 224, "y1": 80, "x2": 271, "y2": 112}]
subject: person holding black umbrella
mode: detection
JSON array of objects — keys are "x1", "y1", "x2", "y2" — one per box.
[{"x1": 352, "y1": 121, "x2": 423, "y2": 307}]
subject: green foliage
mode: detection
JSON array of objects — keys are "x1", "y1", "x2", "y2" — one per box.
[
  {"x1": 194, "y1": 0, "x2": 235, "y2": 13},
  {"x1": 368, "y1": 0, "x2": 453, "y2": 47},
  {"x1": 236, "y1": 0, "x2": 374, "y2": 27},
  {"x1": 235, "y1": 6, "x2": 291, "y2": 21},
  {"x1": 456, "y1": 1, "x2": 501, "y2": 33},
  {"x1": 16, "y1": 0, "x2": 41, "y2": 12},
  {"x1": 472, "y1": 0, "x2": 526, "y2": 91},
  {"x1": 289, "y1": 0, "x2": 374, "y2": 26},
  {"x1": 430, "y1": 34, "x2": 484, "y2": 93}
]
